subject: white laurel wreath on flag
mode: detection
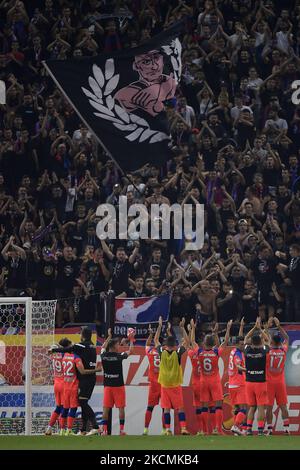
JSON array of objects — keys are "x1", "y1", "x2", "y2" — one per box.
[{"x1": 81, "y1": 59, "x2": 169, "y2": 144}]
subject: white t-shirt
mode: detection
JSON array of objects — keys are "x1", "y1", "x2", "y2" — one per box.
[
  {"x1": 199, "y1": 98, "x2": 214, "y2": 116},
  {"x1": 255, "y1": 31, "x2": 265, "y2": 47},
  {"x1": 179, "y1": 105, "x2": 195, "y2": 127},
  {"x1": 229, "y1": 32, "x2": 247, "y2": 48},
  {"x1": 72, "y1": 128, "x2": 92, "y2": 142},
  {"x1": 230, "y1": 105, "x2": 253, "y2": 120},
  {"x1": 247, "y1": 78, "x2": 263, "y2": 90},
  {"x1": 264, "y1": 117, "x2": 288, "y2": 131},
  {"x1": 276, "y1": 31, "x2": 290, "y2": 54}
]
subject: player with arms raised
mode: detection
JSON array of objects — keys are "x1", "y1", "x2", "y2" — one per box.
[
  {"x1": 244, "y1": 317, "x2": 270, "y2": 436},
  {"x1": 155, "y1": 318, "x2": 190, "y2": 435},
  {"x1": 228, "y1": 318, "x2": 247, "y2": 436},
  {"x1": 265, "y1": 317, "x2": 290, "y2": 435},
  {"x1": 198, "y1": 324, "x2": 225, "y2": 435},
  {"x1": 188, "y1": 319, "x2": 204, "y2": 434},
  {"x1": 100, "y1": 328, "x2": 135, "y2": 435},
  {"x1": 143, "y1": 319, "x2": 167, "y2": 436}
]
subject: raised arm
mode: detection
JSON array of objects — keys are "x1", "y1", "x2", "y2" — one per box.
[
  {"x1": 221, "y1": 319, "x2": 233, "y2": 347},
  {"x1": 1, "y1": 235, "x2": 13, "y2": 261},
  {"x1": 212, "y1": 322, "x2": 220, "y2": 347},
  {"x1": 11, "y1": 242, "x2": 26, "y2": 261},
  {"x1": 129, "y1": 241, "x2": 139, "y2": 264},
  {"x1": 100, "y1": 239, "x2": 114, "y2": 261},
  {"x1": 190, "y1": 318, "x2": 198, "y2": 349},
  {"x1": 179, "y1": 317, "x2": 190, "y2": 348},
  {"x1": 244, "y1": 317, "x2": 260, "y2": 344},
  {"x1": 101, "y1": 328, "x2": 112, "y2": 351},
  {"x1": 273, "y1": 317, "x2": 289, "y2": 345},
  {"x1": 146, "y1": 324, "x2": 153, "y2": 347},
  {"x1": 154, "y1": 316, "x2": 163, "y2": 347},
  {"x1": 125, "y1": 332, "x2": 135, "y2": 356},
  {"x1": 238, "y1": 317, "x2": 245, "y2": 337}
]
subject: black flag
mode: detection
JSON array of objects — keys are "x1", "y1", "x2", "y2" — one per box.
[{"x1": 43, "y1": 24, "x2": 183, "y2": 172}]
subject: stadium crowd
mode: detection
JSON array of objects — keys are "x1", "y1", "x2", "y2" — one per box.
[{"x1": 1, "y1": 0, "x2": 300, "y2": 329}]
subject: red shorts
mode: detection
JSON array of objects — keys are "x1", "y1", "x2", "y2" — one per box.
[
  {"x1": 199, "y1": 379, "x2": 223, "y2": 402},
  {"x1": 192, "y1": 383, "x2": 201, "y2": 407},
  {"x1": 148, "y1": 381, "x2": 161, "y2": 407},
  {"x1": 103, "y1": 386, "x2": 126, "y2": 408},
  {"x1": 246, "y1": 382, "x2": 268, "y2": 406},
  {"x1": 63, "y1": 387, "x2": 79, "y2": 408},
  {"x1": 229, "y1": 386, "x2": 247, "y2": 406},
  {"x1": 54, "y1": 380, "x2": 64, "y2": 406},
  {"x1": 161, "y1": 386, "x2": 184, "y2": 410},
  {"x1": 267, "y1": 381, "x2": 287, "y2": 406}
]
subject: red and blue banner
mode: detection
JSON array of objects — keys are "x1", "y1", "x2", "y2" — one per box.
[{"x1": 115, "y1": 294, "x2": 171, "y2": 325}]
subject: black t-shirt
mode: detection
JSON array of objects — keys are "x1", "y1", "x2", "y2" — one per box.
[
  {"x1": 111, "y1": 258, "x2": 131, "y2": 295},
  {"x1": 219, "y1": 207, "x2": 235, "y2": 226},
  {"x1": 126, "y1": 288, "x2": 147, "y2": 298},
  {"x1": 56, "y1": 258, "x2": 81, "y2": 290},
  {"x1": 101, "y1": 351, "x2": 128, "y2": 387},
  {"x1": 262, "y1": 168, "x2": 280, "y2": 187},
  {"x1": 217, "y1": 292, "x2": 240, "y2": 323},
  {"x1": 244, "y1": 344, "x2": 269, "y2": 382},
  {"x1": 241, "y1": 164, "x2": 258, "y2": 187},
  {"x1": 73, "y1": 341, "x2": 97, "y2": 372},
  {"x1": 237, "y1": 122, "x2": 256, "y2": 148},
  {"x1": 71, "y1": 296, "x2": 95, "y2": 323},
  {"x1": 85, "y1": 260, "x2": 107, "y2": 292},
  {"x1": 242, "y1": 295, "x2": 258, "y2": 324},
  {"x1": 287, "y1": 256, "x2": 300, "y2": 289},
  {"x1": 178, "y1": 294, "x2": 198, "y2": 323},
  {"x1": 37, "y1": 259, "x2": 56, "y2": 289},
  {"x1": 228, "y1": 275, "x2": 245, "y2": 294},
  {"x1": 202, "y1": 147, "x2": 217, "y2": 170},
  {"x1": 3, "y1": 256, "x2": 27, "y2": 289},
  {"x1": 17, "y1": 105, "x2": 38, "y2": 133},
  {"x1": 251, "y1": 257, "x2": 277, "y2": 289}
]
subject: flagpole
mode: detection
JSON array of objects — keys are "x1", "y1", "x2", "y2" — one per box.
[{"x1": 42, "y1": 60, "x2": 144, "y2": 197}]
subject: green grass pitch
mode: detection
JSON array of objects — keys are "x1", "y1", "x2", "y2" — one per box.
[{"x1": 0, "y1": 435, "x2": 300, "y2": 450}]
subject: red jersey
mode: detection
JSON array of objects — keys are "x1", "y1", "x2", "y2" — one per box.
[
  {"x1": 62, "y1": 352, "x2": 83, "y2": 389},
  {"x1": 146, "y1": 346, "x2": 160, "y2": 383},
  {"x1": 228, "y1": 348, "x2": 245, "y2": 388},
  {"x1": 266, "y1": 344, "x2": 288, "y2": 383},
  {"x1": 52, "y1": 352, "x2": 64, "y2": 384},
  {"x1": 188, "y1": 347, "x2": 201, "y2": 385},
  {"x1": 198, "y1": 347, "x2": 223, "y2": 381}
]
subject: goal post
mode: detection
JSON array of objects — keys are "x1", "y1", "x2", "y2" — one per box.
[
  {"x1": 0, "y1": 297, "x2": 56, "y2": 435},
  {"x1": 25, "y1": 297, "x2": 32, "y2": 436}
]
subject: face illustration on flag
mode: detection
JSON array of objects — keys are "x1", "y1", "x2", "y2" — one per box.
[
  {"x1": 43, "y1": 23, "x2": 183, "y2": 172},
  {"x1": 114, "y1": 50, "x2": 177, "y2": 117}
]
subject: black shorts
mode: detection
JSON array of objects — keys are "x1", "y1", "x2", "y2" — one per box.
[{"x1": 78, "y1": 378, "x2": 96, "y2": 400}]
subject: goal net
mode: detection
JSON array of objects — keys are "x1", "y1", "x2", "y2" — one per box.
[{"x1": 0, "y1": 298, "x2": 56, "y2": 435}]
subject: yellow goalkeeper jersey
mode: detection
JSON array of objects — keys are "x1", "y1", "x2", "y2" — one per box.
[{"x1": 158, "y1": 347, "x2": 184, "y2": 388}]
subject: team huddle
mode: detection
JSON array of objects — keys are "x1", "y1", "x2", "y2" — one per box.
[{"x1": 45, "y1": 316, "x2": 290, "y2": 436}]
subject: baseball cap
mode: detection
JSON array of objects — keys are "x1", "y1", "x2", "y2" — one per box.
[{"x1": 151, "y1": 264, "x2": 160, "y2": 269}]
